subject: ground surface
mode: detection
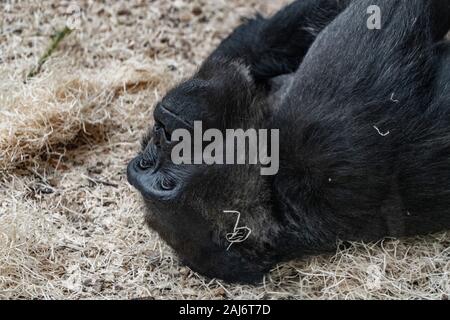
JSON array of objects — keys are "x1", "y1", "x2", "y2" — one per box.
[{"x1": 0, "y1": 0, "x2": 449, "y2": 300}]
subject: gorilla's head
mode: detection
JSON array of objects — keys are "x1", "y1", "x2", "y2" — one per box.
[{"x1": 127, "y1": 58, "x2": 287, "y2": 283}]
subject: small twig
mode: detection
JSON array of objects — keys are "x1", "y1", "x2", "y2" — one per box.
[
  {"x1": 132, "y1": 296, "x2": 155, "y2": 301},
  {"x1": 390, "y1": 92, "x2": 400, "y2": 103},
  {"x1": 27, "y1": 26, "x2": 73, "y2": 79},
  {"x1": 84, "y1": 175, "x2": 119, "y2": 188},
  {"x1": 373, "y1": 125, "x2": 390, "y2": 137}
]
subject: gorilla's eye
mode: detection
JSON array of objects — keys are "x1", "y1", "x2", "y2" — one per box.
[
  {"x1": 153, "y1": 120, "x2": 171, "y2": 145},
  {"x1": 154, "y1": 120, "x2": 163, "y2": 131}
]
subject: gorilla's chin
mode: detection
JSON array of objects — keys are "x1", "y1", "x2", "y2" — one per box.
[{"x1": 142, "y1": 202, "x2": 270, "y2": 284}]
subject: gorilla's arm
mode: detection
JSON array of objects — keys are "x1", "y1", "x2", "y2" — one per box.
[
  {"x1": 395, "y1": 40, "x2": 450, "y2": 233},
  {"x1": 435, "y1": 41, "x2": 450, "y2": 92},
  {"x1": 273, "y1": 0, "x2": 450, "y2": 252},
  {"x1": 208, "y1": 0, "x2": 351, "y2": 84},
  {"x1": 150, "y1": 1, "x2": 353, "y2": 135},
  {"x1": 432, "y1": 2, "x2": 450, "y2": 40}
]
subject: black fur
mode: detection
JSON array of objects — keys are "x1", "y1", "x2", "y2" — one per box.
[
  {"x1": 128, "y1": 0, "x2": 450, "y2": 283},
  {"x1": 208, "y1": 0, "x2": 351, "y2": 84}
]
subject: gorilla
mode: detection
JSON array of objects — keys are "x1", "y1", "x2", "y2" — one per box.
[{"x1": 127, "y1": 0, "x2": 450, "y2": 283}]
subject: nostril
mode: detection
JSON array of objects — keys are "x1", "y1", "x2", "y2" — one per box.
[
  {"x1": 160, "y1": 176, "x2": 176, "y2": 191},
  {"x1": 139, "y1": 157, "x2": 154, "y2": 170}
]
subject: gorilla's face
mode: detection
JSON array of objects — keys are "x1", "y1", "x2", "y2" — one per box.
[{"x1": 127, "y1": 59, "x2": 284, "y2": 283}]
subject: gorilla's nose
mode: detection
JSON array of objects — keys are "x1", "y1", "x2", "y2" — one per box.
[
  {"x1": 127, "y1": 156, "x2": 156, "y2": 199},
  {"x1": 127, "y1": 156, "x2": 178, "y2": 201}
]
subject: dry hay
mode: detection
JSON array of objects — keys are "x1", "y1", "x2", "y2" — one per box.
[
  {"x1": 0, "y1": 0, "x2": 449, "y2": 300},
  {"x1": 0, "y1": 59, "x2": 170, "y2": 171}
]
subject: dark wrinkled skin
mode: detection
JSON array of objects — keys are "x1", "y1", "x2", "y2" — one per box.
[{"x1": 128, "y1": 0, "x2": 450, "y2": 283}]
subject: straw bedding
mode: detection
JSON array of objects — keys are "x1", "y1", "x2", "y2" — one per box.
[{"x1": 0, "y1": 0, "x2": 448, "y2": 299}]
